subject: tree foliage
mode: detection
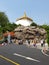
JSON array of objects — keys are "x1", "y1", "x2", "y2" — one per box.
[
  {"x1": 0, "y1": 12, "x2": 18, "y2": 33},
  {"x1": 41, "y1": 24, "x2": 49, "y2": 45},
  {"x1": 30, "y1": 22, "x2": 37, "y2": 26},
  {"x1": 0, "y1": 12, "x2": 9, "y2": 27},
  {"x1": 2, "y1": 22, "x2": 18, "y2": 33}
]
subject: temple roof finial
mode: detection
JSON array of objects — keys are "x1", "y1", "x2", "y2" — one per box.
[
  {"x1": 16, "y1": 12, "x2": 33, "y2": 21},
  {"x1": 23, "y1": 12, "x2": 27, "y2": 17}
]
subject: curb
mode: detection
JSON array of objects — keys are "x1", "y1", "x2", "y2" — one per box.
[{"x1": 41, "y1": 49, "x2": 49, "y2": 57}]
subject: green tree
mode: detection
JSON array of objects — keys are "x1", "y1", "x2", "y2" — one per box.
[
  {"x1": 30, "y1": 22, "x2": 37, "y2": 26},
  {"x1": 2, "y1": 22, "x2": 18, "y2": 32},
  {"x1": 41, "y1": 24, "x2": 49, "y2": 45},
  {"x1": 0, "y1": 12, "x2": 9, "y2": 27},
  {"x1": 0, "y1": 27, "x2": 3, "y2": 33}
]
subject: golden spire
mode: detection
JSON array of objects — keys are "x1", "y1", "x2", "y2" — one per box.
[
  {"x1": 16, "y1": 12, "x2": 33, "y2": 21},
  {"x1": 23, "y1": 12, "x2": 27, "y2": 17}
]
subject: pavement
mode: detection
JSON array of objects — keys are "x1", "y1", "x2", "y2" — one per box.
[{"x1": 0, "y1": 43, "x2": 49, "y2": 65}]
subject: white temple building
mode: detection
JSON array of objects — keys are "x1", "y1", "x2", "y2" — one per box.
[{"x1": 15, "y1": 13, "x2": 33, "y2": 26}]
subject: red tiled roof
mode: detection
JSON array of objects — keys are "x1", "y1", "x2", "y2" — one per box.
[{"x1": 3, "y1": 32, "x2": 15, "y2": 37}]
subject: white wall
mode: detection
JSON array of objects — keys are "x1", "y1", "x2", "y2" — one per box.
[{"x1": 15, "y1": 19, "x2": 32, "y2": 26}]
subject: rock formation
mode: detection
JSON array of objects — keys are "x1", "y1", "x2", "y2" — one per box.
[{"x1": 14, "y1": 26, "x2": 47, "y2": 42}]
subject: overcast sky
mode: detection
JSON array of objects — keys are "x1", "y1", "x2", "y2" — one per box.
[{"x1": 0, "y1": 0, "x2": 49, "y2": 25}]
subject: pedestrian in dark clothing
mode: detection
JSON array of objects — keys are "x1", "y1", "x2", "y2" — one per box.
[{"x1": 28, "y1": 40, "x2": 30, "y2": 45}]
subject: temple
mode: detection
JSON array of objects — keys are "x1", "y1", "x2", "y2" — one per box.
[{"x1": 15, "y1": 12, "x2": 33, "y2": 26}]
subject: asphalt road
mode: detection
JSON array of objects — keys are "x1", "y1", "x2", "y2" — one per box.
[{"x1": 0, "y1": 44, "x2": 49, "y2": 65}]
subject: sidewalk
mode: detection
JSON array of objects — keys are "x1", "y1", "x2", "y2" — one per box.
[{"x1": 25, "y1": 43, "x2": 49, "y2": 51}]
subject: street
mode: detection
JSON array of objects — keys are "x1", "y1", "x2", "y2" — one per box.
[{"x1": 0, "y1": 44, "x2": 49, "y2": 65}]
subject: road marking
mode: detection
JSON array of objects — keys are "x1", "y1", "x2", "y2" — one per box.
[
  {"x1": 0, "y1": 55, "x2": 20, "y2": 65},
  {"x1": 13, "y1": 53, "x2": 40, "y2": 62},
  {"x1": 41, "y1": 50, "x2": 49, "y2": 57}
]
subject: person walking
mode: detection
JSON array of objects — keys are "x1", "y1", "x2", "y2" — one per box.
[
  {"x1": 42, "y1": 39, "x2": 47, "y2": 53},
  {"x1": 7, "y1": 31, "x2": 11, "y2": 44}
]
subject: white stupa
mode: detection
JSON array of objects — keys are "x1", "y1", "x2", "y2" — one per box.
[{"x1": 15, "y1": 12, "x2": 33, "y2": 26}]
